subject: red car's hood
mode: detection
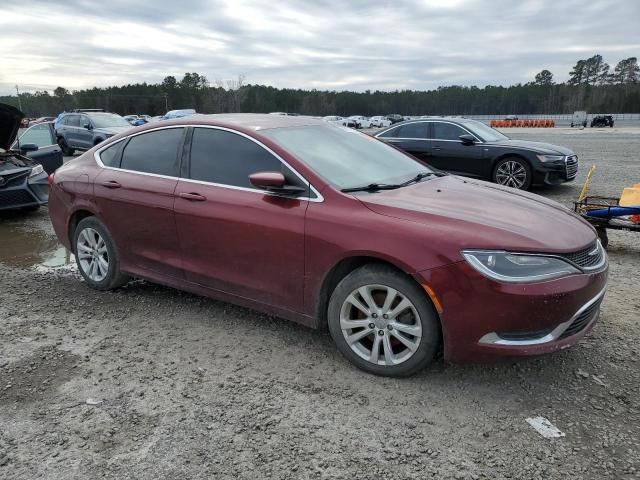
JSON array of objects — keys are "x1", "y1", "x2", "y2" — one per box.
[{"x1": 356, "y1": 176, "x2": 596, "y2": 254}]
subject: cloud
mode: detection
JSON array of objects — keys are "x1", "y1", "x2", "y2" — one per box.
[{"x1": 1, "y1": 0, "x2": 638, "y2": 95}]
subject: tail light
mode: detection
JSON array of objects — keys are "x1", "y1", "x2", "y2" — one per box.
[{"x1": 48, "y1": 173, "x2": 54, "y2": 185}]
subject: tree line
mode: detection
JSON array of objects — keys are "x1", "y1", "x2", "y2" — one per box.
[{"x1": 2, "y1": 55, "x2": 638, "y2": 118}]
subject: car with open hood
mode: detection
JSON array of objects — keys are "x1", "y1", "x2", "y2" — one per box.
[
  {"x1": 48, "y1": 114, "x2": 607, "y2": 376},
  {"x1": 375, "y1": 118, "x2": 578, "y2": 190},
  {"x1": 0, "y1": 103, "x2": 53, "y2": 212}
]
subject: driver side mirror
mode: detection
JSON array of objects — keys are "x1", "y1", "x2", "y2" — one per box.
[
  {"x1": 459, "y1": 134, "x2": 476, "y2": 145},
  {"x1": 249, "y1": 171, "x2": 306, "y2": 196},
  {"x1": 19, "y1": 143, "x2": 39, "y2": 153},
  {"x1": 83, "y1": 123, "x2": 93, "y2": 130}
]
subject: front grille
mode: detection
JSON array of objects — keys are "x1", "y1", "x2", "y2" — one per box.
[
  {"x1": 559, "y1": 297, "x2": 602, "y2": 339},
  {"x1": 565, "y1": 155, "x2": 578, "y2": 179},
  {"x1": 0, "y1": 170, "x2": 29, "y2": 189},
  {"x1": 0, "y1": 189, "x2": 36, "y2": 206},
  {"x1": 497, "y1": 327, "x2": 554, "y2": 341},
  {"x1": 560, "y1": 242, "x2": 604, "y2": 270}
]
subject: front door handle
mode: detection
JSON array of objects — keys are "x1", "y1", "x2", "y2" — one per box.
[
  {"x1": 101, "y1": 180, "x2": 121, "y2": 189},
  {"x1": 179, "y1": 192, "x2": 206, "y2": 202},
  {"x1": 432, "y1": 146, "x2": 441, "y2": 151}
]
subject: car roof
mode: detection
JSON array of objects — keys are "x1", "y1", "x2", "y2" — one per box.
[{"x1": 146, "y1": 113, "x2": 325, "y2": 131}]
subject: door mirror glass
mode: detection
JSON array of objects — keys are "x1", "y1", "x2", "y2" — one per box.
[
  {"x1": 459, "y1": 134, "x2": 476, "y2": 144},
  {"x1": 20, "y1": 143, "x2": 39, "y2": 153}
]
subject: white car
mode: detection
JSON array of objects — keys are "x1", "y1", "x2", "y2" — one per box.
[
  {"x1": 348, "y1": 116, "x2": 371, "y2": 129},
  {"x1": 369, "y1": 116, "x2": 392, "y2": 128},
  {"x1": 322, "y1": 116, "x2": 357, "y2": 127}
]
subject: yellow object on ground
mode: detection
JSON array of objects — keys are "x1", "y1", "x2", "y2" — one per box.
[
  {"x1": 577, "y1": 165, "x2": 597, "y2": 203},
  {"x1": 620, "y1": 186, "x2": 640, "y2": 206}
]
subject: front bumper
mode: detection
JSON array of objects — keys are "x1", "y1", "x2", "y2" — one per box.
[
  {"x1": 533, "y1": 155, "x2": 578, "y2": 185},
  {"x1": 416, "y1": 259, "x2": 608, "y2": 363},
  {"x1": 0, "y1": 171, "x2": 49, "y2": 211}
]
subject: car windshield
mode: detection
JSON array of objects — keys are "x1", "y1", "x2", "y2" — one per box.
[
  {"x1": 88, "y1": 113, "x2": 130, "y2": 128},
  {"x1": 460, "y1": 120, "x2": 508, "y2": 142},
  {"x1": 262, "y1": 125, "x2": 432, "y2": 189}
]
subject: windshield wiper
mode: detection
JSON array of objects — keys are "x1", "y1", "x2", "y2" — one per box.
[
  {"x1": 341, "y1": 172, "x2": 445, "y2": 193},
  {"x1": 341, "y1": 183, "x2": 403, "y2": 193}
]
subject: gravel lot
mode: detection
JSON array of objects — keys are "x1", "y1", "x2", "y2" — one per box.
[{"x1": 1, "y1": 127, "x2": 639, "y2": 479}]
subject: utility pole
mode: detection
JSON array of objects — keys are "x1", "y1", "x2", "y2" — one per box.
[{"x1": 15, "y1": 85, "x2": 23, "y2": 111}]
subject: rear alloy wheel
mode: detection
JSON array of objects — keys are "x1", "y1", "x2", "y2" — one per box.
[
  {"x1": 328, "y1": 264, "x2": 440, "y2": 377},
  {"x1": 493, "y1": 157, "x2": 531, "y2": 190},
  {"x1": 57, "y1": 137, "x2": 75, "y2": 156},
  {"x1": 74, "y1": 217, "x2": 129, "y2": 290}
]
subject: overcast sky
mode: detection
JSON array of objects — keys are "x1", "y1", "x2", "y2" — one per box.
[{"x1": 1, "y1": 0, "x2": 639, "y2": 95}]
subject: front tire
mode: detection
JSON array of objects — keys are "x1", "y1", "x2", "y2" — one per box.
[
  {"x1": 493, "y1": 157, "x2": 532, "y2": 190},
  {"x1": 327, "y1": 264, "x2": 440, "y2": 377},
  {"x1": 74, "y1": 217, "x2": 129, "y2": 290}
]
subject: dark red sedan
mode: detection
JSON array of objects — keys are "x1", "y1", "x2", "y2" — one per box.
[{"x1": 48, "y1": 114, "x2": 608, "y2": 376}]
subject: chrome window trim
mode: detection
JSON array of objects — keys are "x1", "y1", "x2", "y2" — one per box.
[
  {"x1": 375, "y1": 120, "x2": 482, "y2": 143},
  {"x1": 93, "y1": 124, "x2": 324, "y2": 203},
  {"x1": 478, "y1": 285, "x2": 607, "y2": 346}
]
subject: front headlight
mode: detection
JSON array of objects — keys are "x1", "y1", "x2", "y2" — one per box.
[
  {"x1": 29, "y1": 164, "x2": 44, "y2": 178},
  {"x1": 462, "y1": 250, "x2": 580, "y2": 283},
  {"x1": 536, "y1": 154, "x2": 565, "y2": 163}
]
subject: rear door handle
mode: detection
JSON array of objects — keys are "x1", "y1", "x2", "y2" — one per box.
[
  {"x1": 179, "y1": 192, "x2": 206, "y2": 201},
  {"x1": 101, "y1": 180, "x2": 121, "y2": 189},
  {"x1": 432, "y1": 146, "x2": 441, "y2": 151}
]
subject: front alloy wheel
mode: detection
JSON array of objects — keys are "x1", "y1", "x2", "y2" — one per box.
[
  {"x1": 340, "y1": 285, "x2": 422, "y2": 366},
  {"x1": 327, "y1": 264, "x2": 440, "y2": 377},
  {"x1": 493, "y1": 158, "x2": 531, "y2": 190}
]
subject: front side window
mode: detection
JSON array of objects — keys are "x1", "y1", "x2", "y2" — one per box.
[
  {"x1": 395, "y1": 122, "x2": 428, "y2": 139},
  {"x1": 263, "y1": 125, "x2": 431, "y2": 190},
  {"x1": 79, "y1": 115, "x2": 91, "y2": 128},
  {"x1": 120, "y1": 128, "x2": 184, "y2": 176},
  {"x1": 189, "y1": 128, "x2": 301, "y2": 189},
  {"x1": 16, "y1": 123, "x2": 55, "y2": 147},
  {"x1": 432, "y1": 122, "x2": 467, "y2": 141}
]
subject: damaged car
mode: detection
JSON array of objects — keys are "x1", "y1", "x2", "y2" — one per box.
[{"x1": 0, "y1": 103, "x2": 52, "y2": 212}]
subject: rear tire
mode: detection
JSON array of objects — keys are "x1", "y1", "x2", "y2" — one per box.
[
  {"x1": 492, "y1": 157, "x2": 532, "y2": 190},
  {"x1": 73, "y1": 217, "x2": 129, "y2": 290},
  {"x1": 327, "y1": 264, "x2": 440, "y2": 377},
  {"x1": 57, "y1": 137, "x2": 75, "y2": 156}
]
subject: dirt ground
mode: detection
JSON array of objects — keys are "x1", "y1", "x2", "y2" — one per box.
[{"x1": 1, "y1": 127, "x2": 639, "y2": 479}]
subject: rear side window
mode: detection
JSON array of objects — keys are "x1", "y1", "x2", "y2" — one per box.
[
  {"x1": 395, "y1": 122, "x2": 428, "y2": 139},
  {"x1": 377, "y1": 127, "x2": 398, "y2": 138},
  {"x1": 65, "y1": 115, "x2": 80, "y2": 127},
  {"x1": 432, "y1": 122, "x2": 467, "y2": 140},
  {"x1": 120, "y1": 128, "x2": 184, "y2": 176},
  {"x1": 189, "y1": 128, "x2": 299, "y2": 189},
  {"x1": 99, "y1": 140, "x2": 125, "y2": 167}
]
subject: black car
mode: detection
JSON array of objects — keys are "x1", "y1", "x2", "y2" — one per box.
[
  {"x1": 1, "y1": 104, "x2": 59, "y2": 212},
  {"x1": 56, "y1": 111, "x2": 132, "y2": 155},
  {"x1": 374, "y1": 118, "x2": 578, "y2": 190},
  {"x1": 386, "y1": 114, "x2": 404, "y2": 124},
  {"x1": 591, "y1": 115, "x2": 614, "y2": 128}
]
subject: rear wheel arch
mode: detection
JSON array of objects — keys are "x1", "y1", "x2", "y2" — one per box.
[{"x1": 68, "y1": 209, "x2": 96, "y2": 253}]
